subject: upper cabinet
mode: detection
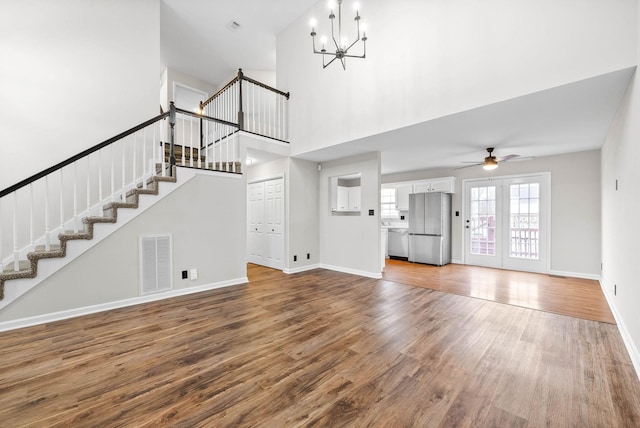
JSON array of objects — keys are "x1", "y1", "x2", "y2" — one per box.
[
  {"x1": 413, "y1": 177, "x2": 456, "y2": 194},
  {"x1": 396, "y1": 185, "x2": 411, "y2": 211},
  {"x1": 331, "y1": 173, "x2": 362, "y2": 214}
]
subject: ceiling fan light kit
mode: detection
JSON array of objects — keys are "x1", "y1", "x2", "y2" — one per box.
[
  {"x1": 483, "y1": 147, "x2": 499, "y2": 170},
  {"x1": 309, "y1": 0, "x2": 367, "y2": 70}
]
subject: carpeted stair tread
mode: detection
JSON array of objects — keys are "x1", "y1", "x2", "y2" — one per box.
[
  {"x1": 83, "y1": 216, "x2": 116, "y2": 224},
  {"x1": 1, "y1": 260, "x2": 31, "y2": 275},
  {"x1": 33, "y1": 244, "x2": 62, "y2": 252}
]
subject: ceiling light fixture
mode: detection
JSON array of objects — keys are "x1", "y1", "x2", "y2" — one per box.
[
  {"x1": 309, "y1": 0, "x2": 367, "y2": 69},
  {"x1": 482, "y1": 148, "x2": 499, "y2": 170}
]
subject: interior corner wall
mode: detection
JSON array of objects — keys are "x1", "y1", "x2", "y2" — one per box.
[
  {"x1": 288, "y1": 158, "x2": 320, "y2": 270},
  {"x1": 0, "y1": 0, "x2": 160, "y2": 190},
  {"x1": 383, "y1": 149, "x2": 602, "y2": 278},
  {"x1": 601, "y1": 63, "x2": 640, "y2": 370},
  {"x1": 277, "y1": 0, "x2": 636, "y2": 157},
  {"x1": 319, "y1": 152, "x2": 381, "y2": 277},
  {"x1": 0, "y1": 173, "x2": 247, "y2": 323}
]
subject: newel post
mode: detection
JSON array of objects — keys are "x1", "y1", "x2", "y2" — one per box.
[
  {"x1": 237, "y1": 68, "x2": 244, "y2": 131},
  {"x1": 169, "y1": 101, "x2": 176, "y2": 175},
  {"x1": 199, "y1": 101, "x2": 204, "y2": 150}
]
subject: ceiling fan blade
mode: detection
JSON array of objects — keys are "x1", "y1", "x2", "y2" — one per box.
[
  {"x1": 454, "y1": 163, "x2": 482, "y2": 170},
  {"x1": 507, "y1": 156, "x2": 535, "y2": 162},
  {"x1": 498, "y1": 154, "x2": 519, "y2": 162}
]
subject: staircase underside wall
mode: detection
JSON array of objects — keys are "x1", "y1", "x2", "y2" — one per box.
[{"x1": 0, "y1": 173, "x2": 247, "y2": 324}]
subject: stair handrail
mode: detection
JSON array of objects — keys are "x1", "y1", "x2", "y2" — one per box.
[
  {"x1": 200, "y1": 69, "x2": 290, "y2": 108},
  {"x1": 199, "y1": 69, "x2": 290, "y2": 141},
  {"x1": 0, "y1": 112, "x2": 168, "y2": 199}
]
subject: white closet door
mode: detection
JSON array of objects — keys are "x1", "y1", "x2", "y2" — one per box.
[
  {"x1": 247, "y1": 182, "x2": 265, "y2": 265},
  {"x1": 264, "y1": 178, "x2": 284, "y2": 268},
  {"x1": 247, "y1": 178, "x2": 284, "y2": 270}
]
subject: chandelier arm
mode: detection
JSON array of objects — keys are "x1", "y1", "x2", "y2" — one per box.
[
  {"x1": 345, "y1": 36, "x2": 361, "y2": 52},
  {"x1": 330, "y1": 15, "x2": 340, "y2": 50},
  {"x1": 342, "y1": 52, "x2": 365, "y2": 59},
  {"x1": 323, "y1": 55, "x2": 340, "y2": 69}
]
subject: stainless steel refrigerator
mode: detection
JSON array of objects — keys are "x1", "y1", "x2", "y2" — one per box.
[{"x1": 408, "y1": 192, "x2": 452, "y2": 266}]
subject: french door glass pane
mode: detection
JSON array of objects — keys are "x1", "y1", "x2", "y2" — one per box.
[
  {"x1": 509, "y1": 183, "x2": 539, "y2": 259},
  {"x1": 470, "y1": 185, "x2": 496, "y2": 256}
]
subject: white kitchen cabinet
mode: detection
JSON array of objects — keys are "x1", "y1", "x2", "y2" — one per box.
[
  {"x1": 396, "y1": 185, "x2": 411, "y2": 211},
  {"x1": 348, "y1": 186, "x2": 361, "y2": 210},
  {"x1": 337, "y1": 186, "x2": 349, "y2": 210},
  {"x1": 336, "y1": 185, "x2": 361, "y2": 211},
  {"x1": 413, "y1": 177, "x2": 456, "y2": 194}
]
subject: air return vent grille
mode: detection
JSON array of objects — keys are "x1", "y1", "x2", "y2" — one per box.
[{"x1": 139, "y1": 234, "x2": 173, "y2": 295}]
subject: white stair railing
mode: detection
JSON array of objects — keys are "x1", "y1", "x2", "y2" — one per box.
[
  {"x1": 201, "y1": 69, "x2": 290, "y2": 143},
  {"x1": 0, "y1": 114, "x2": 171, "y2": 276}
]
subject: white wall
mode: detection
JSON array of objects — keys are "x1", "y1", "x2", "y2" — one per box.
[
  {"x1": 162, "y1": 67, "x2": 217, "y2": 112},
  {"x1": 0, "y1": 172, "x2": 247, "y2": 322},
  {"x1": 0, "y1": 0, "x2": 160, "y2": 190},
  {"x1": 383, "y1": 150, "x2": 602, "y2": 278},
  {"x1": 319, "y1": 152, "x2": 381, "y2": 277},
  {"x1": 277, "y1": 0, "x2": 636, "y2": 157},
  {"x1": 601, "y1": 7, "x2": 640, "y2": 372},
  {"x1": 288, "y1": 158, "x2": 320, "y2": 271}
]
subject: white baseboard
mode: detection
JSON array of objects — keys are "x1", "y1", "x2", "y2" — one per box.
[
  {"x1": 318, "y1": 264, "x2": 382, "y2": 279},
  {"x1": 451, "y1": 259, "x2": 463, "y2": 265},
  {"x1": 599, "y1": 279, "x2": 640, "y2": 381},
  {"x1": 284, "y1": 264, "x2": 320, "y2": 274},
  {"x1": 0, "y1": 277, "x2": 248, "y2": 333},
  {"x1": 549, "y1": 269, "x2": 600, "y2": 280}
]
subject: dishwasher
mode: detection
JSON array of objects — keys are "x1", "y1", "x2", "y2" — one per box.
[{"x1": 387, "y1": 228, "x2": 409, "y2": 259}]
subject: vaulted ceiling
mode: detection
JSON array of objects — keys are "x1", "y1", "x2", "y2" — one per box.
[{"x1": 161, "y1": 1, "x2": 634, "y2": 175}]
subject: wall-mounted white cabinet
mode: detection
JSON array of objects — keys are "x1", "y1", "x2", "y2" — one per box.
[
  {"x1": 337, "y1": 185, "x2": 361, "y2": 211},
  {"x1": 396, "y1": 185, "x2": 411, "y2": 211},
  {"x1": 413, "y1": 177, "x2": 456, "y2": 194}
]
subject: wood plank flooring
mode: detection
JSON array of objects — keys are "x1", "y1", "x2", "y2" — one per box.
[
  {"x1": 384, "y1": 259, "x2": 615, "y2": 324},
  {"x1": 0, "y1": 264, "x2": 638, "y2": 426}
]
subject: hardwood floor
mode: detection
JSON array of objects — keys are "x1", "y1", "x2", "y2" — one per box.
[
  {"x1": 384, "y1": 259, "x2": 615, "y2": 324},
  {"x1": 0, "y1": 264, "x2": 638, "y2": 426}
]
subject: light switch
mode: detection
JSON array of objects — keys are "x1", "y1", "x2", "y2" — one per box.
[{"x1": 190, "y1": 268, "x2": 198, "y2": 280}]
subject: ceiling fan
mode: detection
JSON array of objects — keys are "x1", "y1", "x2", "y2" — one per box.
[{"x1": 456, "y1": 147, "x2": 530, "y2": 171}]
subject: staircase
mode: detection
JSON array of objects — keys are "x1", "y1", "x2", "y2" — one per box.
[
  {"x1": 0, "y1": 70, "x2": 289, "y2": 311},
  {"x1": 0, "y1": 170, "x2": 176, "y2": 300}
]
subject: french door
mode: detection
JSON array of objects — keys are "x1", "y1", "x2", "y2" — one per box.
[{"x1": 464, "y1": 173, "x2": 549, "y2": 273}]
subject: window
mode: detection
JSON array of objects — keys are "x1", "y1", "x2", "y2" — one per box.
[{"x1": 381, "y1": 188, "x2": 399, "y2": 218}]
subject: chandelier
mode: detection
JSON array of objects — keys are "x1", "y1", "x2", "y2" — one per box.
[{"x1": 309, "y1": 0, "x2": 367, "y2": 69}]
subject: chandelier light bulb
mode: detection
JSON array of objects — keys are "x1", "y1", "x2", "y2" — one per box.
[
  {"x1": 327, "y1": 0, "x2": 336, "y2": 11},
  {"x1": 353, "y1": 2, "x2": 360, "y2": 12},
  {"x1": 320, "y1": 36, "x2": 328, "y2": 44},
  {"x1": 309, "y1": 18, "x2": 317, "y2": 28}
]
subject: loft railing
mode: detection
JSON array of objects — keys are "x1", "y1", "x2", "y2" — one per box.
[
  {"x1": 0, "y1": 103, "x2": 239, "y2": 274},
  {"x1": 200, "y1": 69, "x2": 290, "y2": 142}
]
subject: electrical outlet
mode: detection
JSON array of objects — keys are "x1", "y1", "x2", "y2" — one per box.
[
  {"x1": 294, "y1": 255, "x2": 297, "y2": 262},
  {"x1": 307, "y1": 253, "x2": 310, "y2": 260},
  {"x1": 182, "y1": 270, "x2": 188, "y2": 279},
  {"x1": 614, "y1": 284, "x2": 617, "y2": 296}
]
